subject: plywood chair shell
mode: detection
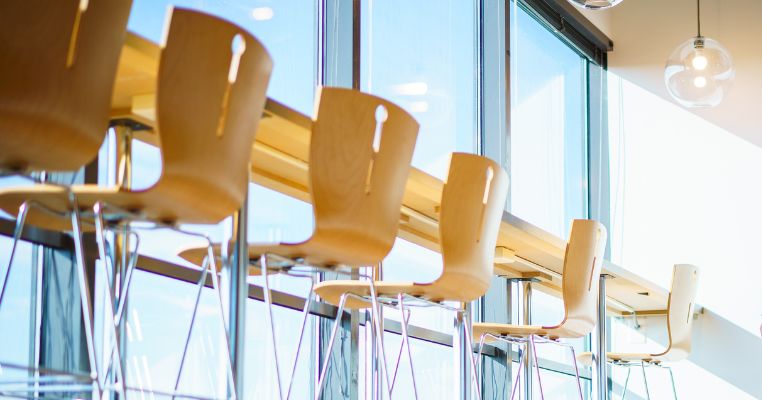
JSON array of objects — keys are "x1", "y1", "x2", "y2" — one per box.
[
  {"x1": 0, "y1": 9, "x2": 273, "y2": 230},
  {"x1": 153, "y1": 7, "x2": 273, "y2": 223},
  {"x1": 544, "y1": 219, "x2": 608, "y2": 338},
  {"x1": 306, "y1": 87, "x2": 420, "y2": 267},
  {"x1": 0, "y1": 0, "x2": 132, "y2": 171},
  {"x1": 656, "y1": 264, "x2": 699, "y2": 362},
  {"x1": 436, "y1": 152, "x2": 509, "y2": 303}
]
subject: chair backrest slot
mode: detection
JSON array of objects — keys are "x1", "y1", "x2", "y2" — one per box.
[
  {"x1": 66, "y1": 0, "x2": 90, "y2": 68},
  {"x1": 364, "y1": 104, "x2": 388, "y2": 195},
  {"x1": 216, "y1": 33, "x2": 247, "y2": 139}
]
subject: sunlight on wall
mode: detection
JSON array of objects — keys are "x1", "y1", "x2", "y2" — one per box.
[
  {"x1": 608, "y1": 72, "x2": 762, "y2": 335},
  {"x1": 511, "y1": 76, "x2": 566, "y2": 237},
  {"x1": 607, "y1": 71, "x2": 762, "y2": 399}
]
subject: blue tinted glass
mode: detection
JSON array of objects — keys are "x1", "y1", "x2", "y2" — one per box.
[
  {"x1": 509, "y1": 6, "x2": 588, "y2": 238},
  {"x1": 128, "y1": 0, "x2": 316, "y2": 114},
  {"x1": 361, "y1": 0, "x2": 476, "y2": 179},
  {"x1": 0, "y1": 237, "x2": 33, "y2": 368}
]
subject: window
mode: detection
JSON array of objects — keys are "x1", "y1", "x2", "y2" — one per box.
[
  {"x1": 361, "y1": 0, "x2": 477, "y2": 179},
  {"x1": 0, "y1": 1, "x2": 610, "y2": 398},
  {"x1": 509, "y1": 4, "x2": 589, "y2": 239}
]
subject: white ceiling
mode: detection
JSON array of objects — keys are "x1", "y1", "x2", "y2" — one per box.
[{"x1": 581, "y1": 0, "x2": 762, "y2": 147}]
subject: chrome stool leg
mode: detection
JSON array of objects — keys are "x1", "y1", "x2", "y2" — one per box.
[
  {"x1": 389, "y1": 307, "x2": 412, "y2": 392},
  {"x1": 366, "y1": 280, "x2": 393, "y2": 398},
  {"x1": 640, "y1": 362, "x2": 651, "y2": 400},
  {"x1": 92, "y1": 204, "x2": 128, "y2": 397},
  {"x1": 0, "y1": 202, "x2": 30, "y2": 310},
  {"x1": 461, "y1": 310, "x2": 482, "y2": 400},
  {"x1": 261, "y1": 255, "x2": 284, "y2": 400},
  {"x1": 395, "y1": 294, "x2": 418, "y2": 399},
  {"x1": 529, "y1": 335, "x2": 544, "y2": 400},
  {"x1": 620, "y1": 365, "x2": 631, "y2": 399},
  {"x1": 476, "y1": 334, "x2": 528, "y2": 400},
  {"x1": 173, "y1": 257, "x2": 211, "y2": 397},
  {"x1": 666, "y1": 366, "x2": 678, "y2": 400},
  {"x1": 315, "y1": 293, "x2": 349, "y2": 400},
  {"x1": 567, "y1": 344, "x2": 584, "y2": 400},
  {"x1": 285, "y1": 274, "x2": 316, "y2": 400}
]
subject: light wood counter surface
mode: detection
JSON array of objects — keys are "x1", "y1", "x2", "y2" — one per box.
[{"x1": 112, "y1": 32, "x2": 670, "y2": 315}]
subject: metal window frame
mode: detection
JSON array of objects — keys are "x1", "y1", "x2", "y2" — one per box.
[{"x1": 1, "y1": 0, "x2": 613, "y2": 397}]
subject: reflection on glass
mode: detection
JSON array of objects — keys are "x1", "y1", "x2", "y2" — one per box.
[
  {"x1": 358, "y1": 327, "x2": 454, "y2": 400},
  {"x1": 361, "y1": 0, "x2": 476, "y2": 179},
  {"x1": 128, "y1": 0, "x2": 316, "y2": 114},
  {"x1": 509, "y1": 5, "x2": 588, "y2": 238},
  {"x1": 0, "y1": 237, "x2": 33, "y2": 368},
  {"x1": 124, "y1": 270, "x2": 228, "y2": 398}
]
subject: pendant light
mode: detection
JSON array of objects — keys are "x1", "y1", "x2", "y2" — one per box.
[
  {"x1": 567, "y1": 0, "x2": 624, "y2": 10},
  {"x1": 664, "y1": 0, "x2": 734, "y2": 108}
]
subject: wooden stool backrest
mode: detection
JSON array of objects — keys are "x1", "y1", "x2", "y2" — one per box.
[
  {"x1": 437, "y1": 152, "x2": 509, "y2": 302},
  {"x1": 154, "y1": 8, "x2": 272, "y2": 222},
  {"x1": 0, "y1": 0, "x2": 132, "y2": 171},
  {"x1": 550, "y1": 219, "x2": 608, "y2": 337},
  {"x1": 308, "y1": 87, "x2": 419, "y2": 266},
  {"x1": 663, "y1": 264, "x2": 699, "y2": 361}
]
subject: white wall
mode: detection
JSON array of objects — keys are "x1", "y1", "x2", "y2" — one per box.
[
  {"x1": 605, "y1": 0, "x2": 762, "y2": 147},
  {"x1": 575, "y1": 1, "x2": 762, "y2": 398}
]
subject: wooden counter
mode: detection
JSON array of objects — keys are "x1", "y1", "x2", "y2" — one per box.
[{"x1": 112, "y1": 32, "x2": 669, "y2": 315}]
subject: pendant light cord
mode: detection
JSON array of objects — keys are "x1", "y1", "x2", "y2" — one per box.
[{"x1": 697, "y1": 0, "x2": 702, "y2": 37}]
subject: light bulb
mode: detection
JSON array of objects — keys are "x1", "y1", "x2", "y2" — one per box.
[
  {"x1": 664, "y1": 36, "x2": 734, "y2": 108},
  {"x1": 692, "y1": 54, "x2": 708, "y2": 70},
  {"x1": 567, "y1": 0, "x2": 624, "y2": 9}
]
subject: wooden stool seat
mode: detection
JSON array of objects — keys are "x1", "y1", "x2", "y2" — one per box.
[
  {"x1": 473, "y1": 323, "x2": 554, "y2": 340},
  {"x1": 576, "y1": 352, "x2": 663, "y2": 366},
  {"x1": 180, "y1": 235, "x2": 397, "y2": 272},
  {"x1": 0, "y1": 181, "x2": 238, "y2": 232},
  {"x1": 314, "y1": 280, "x2": 450, "y2": 309}
]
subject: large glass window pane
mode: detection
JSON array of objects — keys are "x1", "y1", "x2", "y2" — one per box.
[
  {"x1": 509, "y1": 5, "x2": 588, "y2": 238},
  {"x1": 359, "y1": 4, "x2": 478, "y2": 393},
  {"x1": 123, "y1": 270, "x2": 229, "y2": 398},
  {"x1": 128, "y1": 0, "x2": 316, "y2": 114},
  {"x1": 361, "y1": 0, "x2": 477, "y2": 179},
  {"x1": 0, "y1": 237, "x2": 33, "y2": 369}
]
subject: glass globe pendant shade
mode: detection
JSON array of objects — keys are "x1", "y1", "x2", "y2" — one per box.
[
  {"x1": 664, "y1": 36, "x2": 734, "y2": 108},
  {"x1": 567, "y1": 0, "x2": 624, "y2": 10}
]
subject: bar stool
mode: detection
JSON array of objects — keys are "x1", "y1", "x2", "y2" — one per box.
[
  {"x1": 577, "y1": 264, "x2": 699, "y2": 400},
  {"x1": 472, "y1": 219, "x2": 607, "y2": 400},
  {"x1": 0, "y1": 0, "x2": 131, "y2": 396},
  {"x1": 312, "y1": 152, "x2": 509, "y2": 400},
  {"x1": 180, "y1": 86, "x2": 420, "y2": 400},
  {"x1": 0, "y1": 8, "x2": 273, "y2": 398}
]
